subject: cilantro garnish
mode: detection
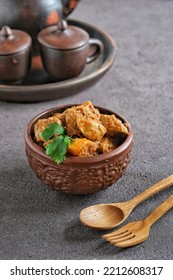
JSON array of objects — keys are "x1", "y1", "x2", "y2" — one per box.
[
  {"x1": 40, "y1": 122, "x2": 65, "y2": 140},
  {"x1": 40, "y1": 123, "x2": 71, "y2": 164},
  {"x1": 45, "y1": 135, "x2": 70, "y2": 164}
]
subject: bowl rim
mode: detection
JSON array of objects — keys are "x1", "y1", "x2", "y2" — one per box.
[{"x1": 25, "y1": 104, "x2": 133, "y2": 166}]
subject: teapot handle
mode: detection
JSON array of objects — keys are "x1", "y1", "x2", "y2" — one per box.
[
  {"x1": 86, "y1": 38, "x2": 104, "y2": 64},
  {"x1": 62, "y1": 0, "x2": 81, "y2": 17}
]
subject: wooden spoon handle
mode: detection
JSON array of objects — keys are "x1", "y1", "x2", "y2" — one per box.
[
  {"x1": 145, "y1": 194, "x2": 173, "y2": 226},
  {"x1": 128, "y1": 174, "x2": 173, "y2": 208}
]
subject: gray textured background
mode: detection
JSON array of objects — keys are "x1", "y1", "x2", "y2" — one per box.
[{"x1": 0, "y1": 0, "x2": 173, "y2": 260}]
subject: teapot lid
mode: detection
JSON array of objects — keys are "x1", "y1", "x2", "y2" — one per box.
[
  {"x1": 0, "y1": 26, "x2": 31, "y2": 55},
  {"x1": 37, "y1": 20, "x2": 89, "y2": 50}
]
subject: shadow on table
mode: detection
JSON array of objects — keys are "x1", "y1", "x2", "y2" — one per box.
[{"x1": 63, "y1": 219, "x2": 127, "y2": 256}]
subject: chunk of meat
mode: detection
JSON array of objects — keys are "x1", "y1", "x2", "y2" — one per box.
[
  {"x1": 75, "y1": 100, "x2": 100, "y2": 120},
  {"x1": 63, "y1": 108, "x2": 82, "y2": 137},
  {"x1": 34, "y1": 115, "x2": 62, "y2": 142},
  {"x1": 53, "y1": 112, "x2": 65, "y2": 124},
  {"x1": 100, "y1": 114, "x2": 129, "y2": 136},
  {"x1": 77, "y1": 116, "x2": 106, "y2": 141},
  {"x1": 63, "y1": 100, "x2": 100, "y2": 118},
  {"x1": 68, "y1": 138, "x2": 98, "y2": 157},
  {"x1": 97, "y1": 137, "x2": 116, "y2": 154},
  {"x1": 62, "y1": 101, "x2": 101, "y2": 137}
]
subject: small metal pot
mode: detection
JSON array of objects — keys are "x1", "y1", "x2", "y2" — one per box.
[
  {"x1": 37, "y1": 20, "x2": 104, "y2": 81},
  {"x1": 0, "y1": 26, "x2": 32, "y2": 84}
]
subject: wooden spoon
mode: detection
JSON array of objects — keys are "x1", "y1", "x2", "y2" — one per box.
[{"x1": 80, "y1": 175, "x2": 173, "y2": 230}]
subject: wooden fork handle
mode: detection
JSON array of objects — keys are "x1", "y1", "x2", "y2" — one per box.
[
  {"x1": 128, "y1": 174, "x2": 173, "y2": 208},
  {"x1": 145, "y1": 194, "x2": 173, "y2": 226}
]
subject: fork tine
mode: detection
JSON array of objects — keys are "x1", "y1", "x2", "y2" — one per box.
[
  {"x1": 103, "y1": 228, "x2": 129, "y2": 239},
  {"x1": 114, "y1": 236, "x2": 140, "y2": 248},
  {"x1": 116, "y1": 232, "x2": 149, "y2": 247},
  {"x1": 104, "y1": 231, "x2": 132, "y2": 241},
  {"x1": 105, "y1": 232, "x2": 135, "y2": 244}
]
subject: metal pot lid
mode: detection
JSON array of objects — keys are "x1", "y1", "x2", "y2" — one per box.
[
  {"x1": 0, "y1": 26, "x2": 31, "y2": 55},
  {"x1": 37, "y1": 20, "x2": 89, "y2": 50}
]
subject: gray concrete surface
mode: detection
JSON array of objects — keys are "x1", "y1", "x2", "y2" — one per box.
[{"x1": 0, "y1": 0, "x2": 173, "y2": 260}]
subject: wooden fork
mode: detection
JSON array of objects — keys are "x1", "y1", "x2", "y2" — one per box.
[{"x1": 102, "y1": 194, "x2": 173, "y2": 248}]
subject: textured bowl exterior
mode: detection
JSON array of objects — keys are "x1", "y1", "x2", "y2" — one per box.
[{"x1": 25, "y1": 104, "x2": 133, "y2": 195}]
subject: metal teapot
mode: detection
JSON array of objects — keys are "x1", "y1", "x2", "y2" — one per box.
[{"x1": 0, "y1": 0, "x2": 80, "y2": 54}]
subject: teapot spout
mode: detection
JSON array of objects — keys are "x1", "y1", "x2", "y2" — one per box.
[{"x1": 62, "y1": 0, "x2": 81, "y2": 17}]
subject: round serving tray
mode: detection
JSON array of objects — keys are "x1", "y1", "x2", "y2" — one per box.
[{"x1": 0, "y1": 19, "x2": 116, "y2": 102}]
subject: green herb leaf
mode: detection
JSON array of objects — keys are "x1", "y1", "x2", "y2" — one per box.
[
  {"x1": 64, "y1": 135, "x2": 71, "y2": 147},
  {"x1": 40, "y1": 123, "x2": 65, "y2": 140},
  {"x1": 45, "y1": 135, "x2": 71, "y2": 164}
]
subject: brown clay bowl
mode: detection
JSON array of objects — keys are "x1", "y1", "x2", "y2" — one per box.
[{"x1": 25, "y1": 104, "x2": 133, "y2": 195}]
